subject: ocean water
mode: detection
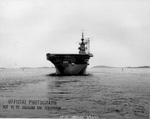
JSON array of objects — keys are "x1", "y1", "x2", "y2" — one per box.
[{"x1": 0, "y1": 67, "x2": 149, "y2": 119}]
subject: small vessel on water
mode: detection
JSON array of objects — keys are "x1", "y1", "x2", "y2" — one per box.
[{"x1": 46, "y1": 33, "x2": 93, "y2": 75}]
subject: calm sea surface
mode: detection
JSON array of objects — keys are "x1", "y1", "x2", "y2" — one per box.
[{"x1": 0, "y1": 68, "x2": 149, "y2": 119}]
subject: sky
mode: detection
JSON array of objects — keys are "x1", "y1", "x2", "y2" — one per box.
[{"x1": 0, "y1": 0, "x2": 150, "y2": 68}]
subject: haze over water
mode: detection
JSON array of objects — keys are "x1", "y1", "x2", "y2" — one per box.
[{"x1": 0, "y1": 68, "x2": 149, "y2": 119}]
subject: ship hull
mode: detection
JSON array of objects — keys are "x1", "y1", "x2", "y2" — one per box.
[
  {"x1": 55, "y1": 64, "x2": 87, "y2": 75},
  {"x1": 46, "y1": 53, "x2": 93, "y2": 75}
]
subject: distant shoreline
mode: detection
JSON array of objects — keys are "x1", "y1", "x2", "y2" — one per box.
[
  {"x1": 92, "y1": 65, "x2": 150, "y2": 68},
  {"x1": 0, "y1": 67, "x2": 54, "y2": 69},
  {"x1": 0, "y1": 66, "x2": 150, "y2": 69},
  {"x1": 92, "y1": 65, "x2": 114, "y2": 68},
  {"x1": 126, "y1": 66, "x2": 150, "y2": 68}
]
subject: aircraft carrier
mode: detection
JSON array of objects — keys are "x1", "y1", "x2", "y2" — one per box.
[{"x1": 46, "y1": 33, "x2": 93, "y2": 75}]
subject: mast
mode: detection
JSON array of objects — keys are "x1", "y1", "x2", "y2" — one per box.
[
  {"x1": 86, "y1": 38, "x2": 90, "y2": 54},
  {"x1": 78, "y1": 32, "x2": 86, "y2": 54}
]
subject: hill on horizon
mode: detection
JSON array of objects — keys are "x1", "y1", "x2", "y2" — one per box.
[
  {"x1": 127, "y1": 66, "x2": 150, "y2": 68},
  {"x1": 92, "y1": 65, "x2": 114, "y2": 68},
  {"x1": 92, "y1": 65, "x2": 150, "y2": 68}
]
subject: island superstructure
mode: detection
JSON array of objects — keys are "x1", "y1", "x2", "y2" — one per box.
[{"x1": 46, "y1": 33, "x2": 93, "y2": 75}]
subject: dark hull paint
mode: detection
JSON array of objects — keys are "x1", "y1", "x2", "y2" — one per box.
[{"x1": 46, "y1": 53, "x2": 92, "y2": 75}]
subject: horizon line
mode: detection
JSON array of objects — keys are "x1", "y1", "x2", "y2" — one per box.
[{"x1": 0, "y1": 65, "x2": 150, "y2": 69}]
